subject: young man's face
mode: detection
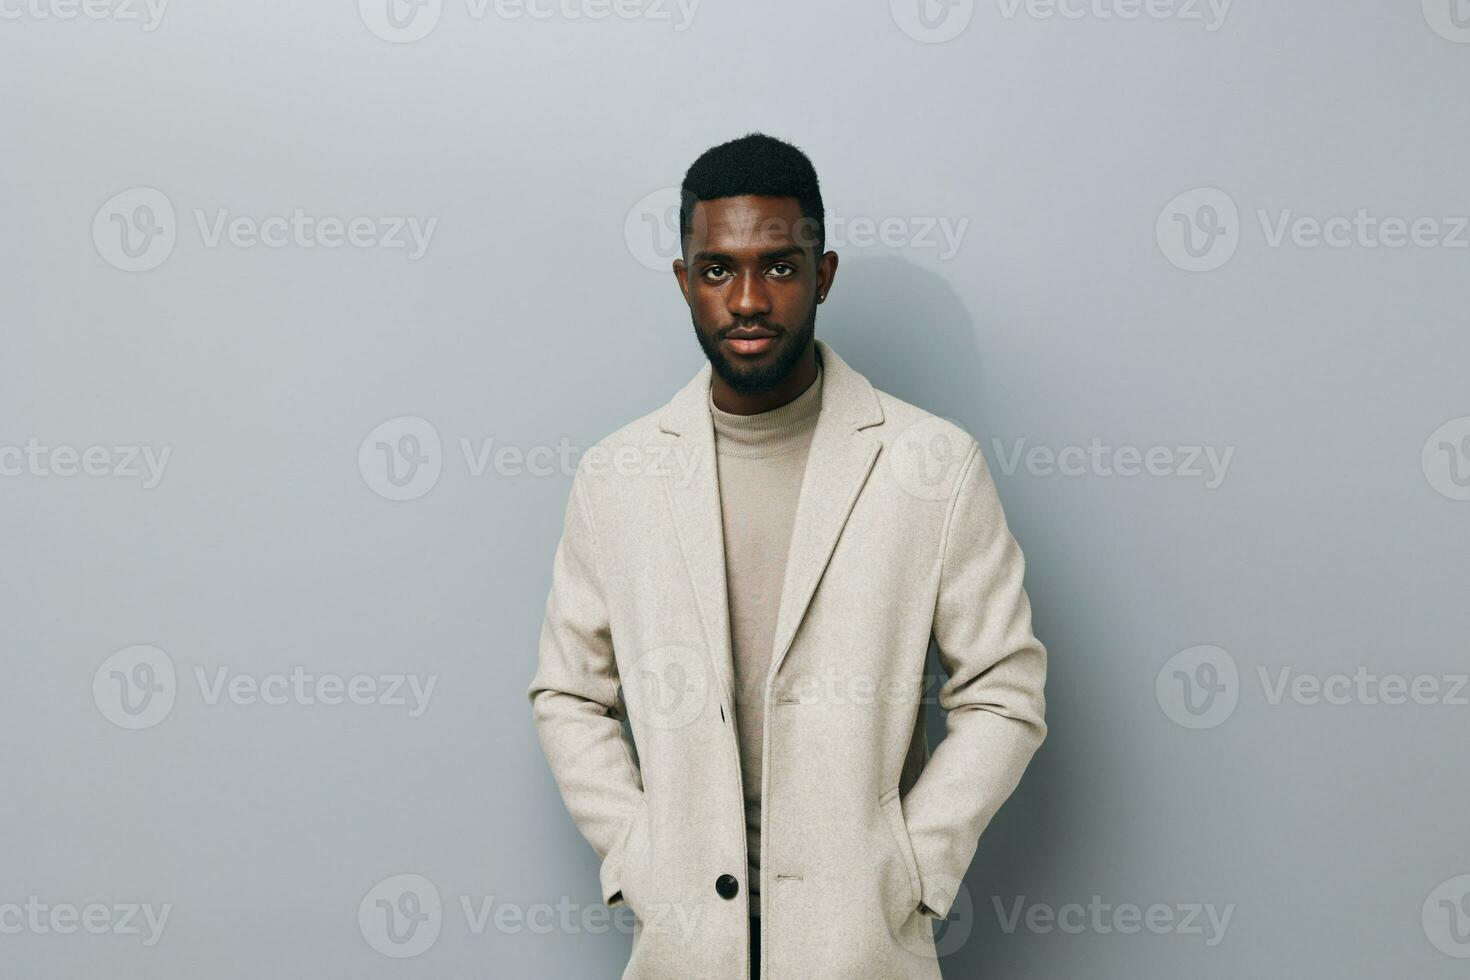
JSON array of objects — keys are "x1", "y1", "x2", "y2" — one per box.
[{"x1": 674, "y1": 194, "x2": 837, "y2": 395}]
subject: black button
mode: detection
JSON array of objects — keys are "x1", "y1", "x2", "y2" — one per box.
[{"x1": 715, "y1": 874, "x2": 739, "y2": 899}]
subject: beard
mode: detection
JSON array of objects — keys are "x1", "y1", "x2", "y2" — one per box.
[{"x1": 691, "y1": 301, "x2": 818, "y2": 396}]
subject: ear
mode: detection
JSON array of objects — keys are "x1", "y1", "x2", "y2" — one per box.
[{"x1": 816, "y1": 250, "x2": 839, "y2": 303}]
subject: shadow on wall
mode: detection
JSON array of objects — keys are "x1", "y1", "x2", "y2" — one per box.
[
  {"x1": 822, "y1": 253, "x2": 1066, "y2": 972},
  {"x1": 818, "y1": 254, "x2": 989, "y2": 438}
]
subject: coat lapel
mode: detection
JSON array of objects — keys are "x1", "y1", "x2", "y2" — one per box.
[
  {"x1": 657, "y1": 364, "x2": 736, "y2": 710},
  {"x1": 657, "y1": 339, "x2": 886, "y2": 708},
  {"x1": 768, "y1": 341, "x2": 884, "y2": 678}
]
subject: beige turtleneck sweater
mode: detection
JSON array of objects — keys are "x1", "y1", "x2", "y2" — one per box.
[{"x1": 707, "y1": 355, "x2": 824, "y2": 918}]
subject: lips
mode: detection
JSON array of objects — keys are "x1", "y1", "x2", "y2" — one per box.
[{"x1": 723, "y1": 327, "x2": 778, "y2": 356}]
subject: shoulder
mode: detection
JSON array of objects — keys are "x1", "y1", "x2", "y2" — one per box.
[
  {"x1": 571, "y1": 404, "x2": 679, "y2": 495},
  {"x1": 871, "y1": 387, "x2": 981, "y2": 502}
]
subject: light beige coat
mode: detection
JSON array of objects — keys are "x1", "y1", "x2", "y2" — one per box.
[{"x1": 528, "y1": 339, "x2": 1047, "y2": 979}]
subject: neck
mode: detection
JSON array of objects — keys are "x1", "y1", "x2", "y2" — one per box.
[{"x1": 710, "y1": 341, "x2": 820, "y2": 415}]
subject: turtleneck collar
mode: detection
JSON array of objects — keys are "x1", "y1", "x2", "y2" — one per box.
[{"x1": 708, "y1": 357, "x2": 824, "y2": 458}]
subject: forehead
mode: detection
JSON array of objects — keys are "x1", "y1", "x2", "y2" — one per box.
[{"x1": 686, "y1": 195, "x2": 814, "y2": 254}]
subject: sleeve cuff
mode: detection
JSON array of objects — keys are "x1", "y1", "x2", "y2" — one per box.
[
  {"x1": 917, "y1": 875, "x2": 957, "y2": 920},
  {"x1": 599, "y1": 852, "x2": 626, "y2": 908}
]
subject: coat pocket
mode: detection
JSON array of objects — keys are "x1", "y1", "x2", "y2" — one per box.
[
  {"x1": 602, "y1": 799, "x2": 651, "y2": 911},
  {"x1": 879, "y1": 786, "x2": 922, "y2": 915}
]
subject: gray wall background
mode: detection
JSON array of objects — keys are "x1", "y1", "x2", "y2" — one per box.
[{"x1": 4, "y1": 2, "x2": 1469, "y2": 977}]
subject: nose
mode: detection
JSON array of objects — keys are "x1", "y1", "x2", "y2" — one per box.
[{"x1": 728, "y1": 271, "x2": 772, "y2": 319}]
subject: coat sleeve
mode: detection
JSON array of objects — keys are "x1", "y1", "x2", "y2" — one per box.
[
  {"x1": 900, "y1": 439, "x2": 1048, "y2": 920},
  {"x1": 527, "y1": 459, "x2": 646, "y2": 908}
]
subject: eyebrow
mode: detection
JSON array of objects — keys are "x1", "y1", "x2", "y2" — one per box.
[{"x1": 691, "y1": 245, "x2": 806, "y2": 265}]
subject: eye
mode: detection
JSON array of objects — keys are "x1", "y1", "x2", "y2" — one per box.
[
  {"x1": 702, "y1": 264, "x2": 729, "y2": 282},
  {"x1": 768, "y1": 262, "x2": 795, "y2": 277}
]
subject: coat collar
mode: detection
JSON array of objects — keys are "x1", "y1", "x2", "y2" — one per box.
[{"x1": 655, "y1": 339, "x2": 886, "y2": 720}]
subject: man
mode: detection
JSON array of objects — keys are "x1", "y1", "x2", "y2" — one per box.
[{"x1": 528, "y1": 133, "x2": 1047, "y2": 980}]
